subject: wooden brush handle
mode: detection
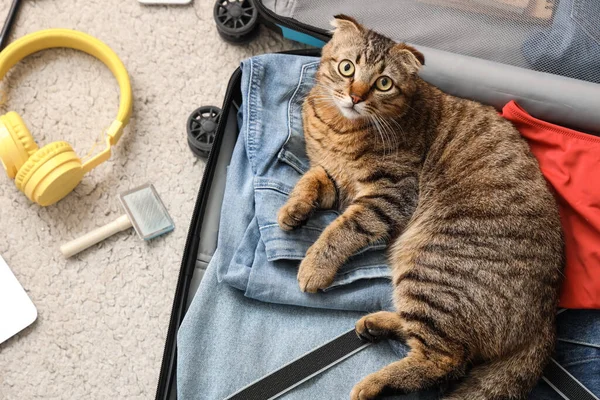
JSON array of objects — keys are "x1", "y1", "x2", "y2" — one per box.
[{"x1": 60, "y1": 215, "x2": 133, "y2": 258}]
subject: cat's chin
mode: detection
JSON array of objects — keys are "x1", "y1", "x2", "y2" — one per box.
[{"x1": 338, "y1": 105, "x2": 363, "y2": 120}]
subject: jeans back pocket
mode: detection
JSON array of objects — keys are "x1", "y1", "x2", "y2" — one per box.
[
  {"x1": 254, "y1": 177, "x2": 391, "y2": 290},
  {"x1": 277, "y1": 61, "x2": 320, "y2": 175}
]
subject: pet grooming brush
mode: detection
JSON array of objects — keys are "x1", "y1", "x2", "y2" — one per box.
[{"x1": 60, "y1": 183, "x2": 174, "y2": 258}]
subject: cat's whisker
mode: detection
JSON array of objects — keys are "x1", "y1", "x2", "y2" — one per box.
[
  {"x1": 371, "y1": 115, "x2": 387, "y2": 155},
  {"x1": 369, "y1": 114, "x2": 388, "y2": 155},
  {"x1": 383, "y1": 117, "x2": 400, "y2": 154},
  {"x1": 368, "y1": 106, "x2": 405, "y2": 151},
  {"x1": 380, "y1": 115, "x2": 403, "y2": 150},
  {"x1": 377, "y1": 116, "x2": 396, "y2": 155},
  {"x1": 368, "y1": 109, "x2": 394, "y2": 155},
  {"x1": 388, "y1": 117, "x2": 408, "y2": 148},
  {"x1": 367, "y1": 116, "x2": 381, "y2": 150},
  {"x1": 377, "y1": 115, "x2": 394, "y2": 156}
]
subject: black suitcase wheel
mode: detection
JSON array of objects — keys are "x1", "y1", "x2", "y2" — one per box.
[
  {"x1": 214, "y1": 0, "x2": 259, "y2": 44},
  {"x1": 187, "y1": 106, "x2": 222, "y2": 158}
]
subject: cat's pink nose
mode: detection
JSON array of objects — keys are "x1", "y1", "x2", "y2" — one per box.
[{"x1": 350, "y1": 94, "x2": 363, "y2": 104}]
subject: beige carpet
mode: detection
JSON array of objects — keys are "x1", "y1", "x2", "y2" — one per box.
[{"x1": 0, "y1": 1, "x2": 302, "y2": 398}]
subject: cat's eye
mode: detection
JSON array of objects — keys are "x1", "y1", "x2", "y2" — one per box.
[
  {"x1": 338, "y1": 60, "x2": 355, "y2": 77},
  {"x1": 375, "y1": 76, "x2": 393, "y2": 91}
]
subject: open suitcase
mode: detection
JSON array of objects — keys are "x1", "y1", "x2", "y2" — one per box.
[{"x1": 157, "y1": 2, "x2": 600, "y2": 399}]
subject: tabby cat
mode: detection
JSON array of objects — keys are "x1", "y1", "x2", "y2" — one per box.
[{"x1": 277, "y1": 15, "x2": 564, "y2": 400}]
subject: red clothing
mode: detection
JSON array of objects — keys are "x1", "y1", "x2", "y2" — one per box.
[{"x1": 501, "y1": 101, "x2": 600, "y2": 309}]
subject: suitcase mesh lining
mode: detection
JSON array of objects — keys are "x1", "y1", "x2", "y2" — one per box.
[{"x1": 263, "y1": 0, "x2": 600, "y2": 84}]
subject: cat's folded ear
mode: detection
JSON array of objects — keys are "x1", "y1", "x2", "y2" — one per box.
[
  {"x1": 392, "y1": 43, "x2": 425, "y2": 72},
  {"x1": 330, "y1": 14, "x2": 363, "y2": 34}
]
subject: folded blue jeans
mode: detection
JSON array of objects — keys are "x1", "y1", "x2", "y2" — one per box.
[
  {"x1": 177, "y1": 247, "x2": 600, "y2": 399},
  {"x1": 215, "y1": 54, "x2": 393, "y2": 313},
  {"x1": 178, "y1": 248, "x2": 425, "y2": 400}
]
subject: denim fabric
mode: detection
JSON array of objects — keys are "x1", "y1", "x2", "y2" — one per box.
[
  {"x1": 178, "y1": 248, "x2": 428, "y2": 400},
  {"x1": 523, "y1": 0, "x2": 600, "y2": 83},
  {"x1": 529, "y1": 309, "x2": 600, "y2": 399},
  {"x1": 177, "y1": 249, "x2": 600, "y2": 400},
  {"x1": 216, "y1": 54, "x2": 393, "y2": 312}
]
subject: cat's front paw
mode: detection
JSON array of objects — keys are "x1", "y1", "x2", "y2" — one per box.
[
  {"x1": 350, "y1": 374, "x2": 385, "y2": 400},
  {"x1": 297, "y1": 248, "x2": 337, "y2": 293},
  {"x1": 277, "y1": 199, "x2": 314, "y2": 231}
]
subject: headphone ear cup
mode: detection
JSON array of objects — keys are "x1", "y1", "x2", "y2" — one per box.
[
  {"x1": 0, "y1": 111, "x2": 39, "y2": 178},
  {"x1": 15, "y1": 141, "x2": 84, "y2": 206}
]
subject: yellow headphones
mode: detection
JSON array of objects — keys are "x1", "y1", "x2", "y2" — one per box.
[{"x1": 0, "y1": 29, "x2": 132, "y2": 206}]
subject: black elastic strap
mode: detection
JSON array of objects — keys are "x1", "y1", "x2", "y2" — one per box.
[
  {"x1": 224, "y1": 328, "x2": 598, "y2": 400},
  {"x1": 543, "y1": 358, "x2": 599, "y2": 400},
  {"x1": 224, "y1": 330, "x2": 370, "y2": 400}
]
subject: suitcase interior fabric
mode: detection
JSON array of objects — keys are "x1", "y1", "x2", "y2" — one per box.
[{"x1": 259, "y1": 0, "x2": 600, "y2": 84}]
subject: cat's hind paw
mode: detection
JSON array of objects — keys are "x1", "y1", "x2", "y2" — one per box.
[
  {"x1": 350, "y1": 374, "x2": 385, "y2": 400},
  {"x1": 355, "y1": 311, "x2": 404, "y2": 342}
]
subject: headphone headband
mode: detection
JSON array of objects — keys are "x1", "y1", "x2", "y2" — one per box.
[{"x1": 0, "y1": 29, "x2": 132, "y2": 170}]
